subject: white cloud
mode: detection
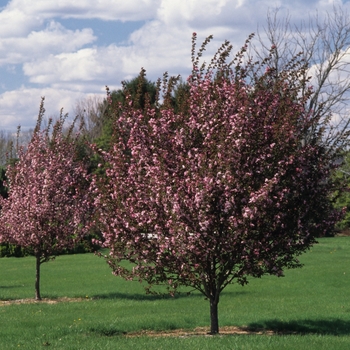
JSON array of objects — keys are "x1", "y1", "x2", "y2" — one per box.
[
  {"x1": 0, "y1": 21, "x2": 96, "y2": 65},
  {"x1": 23, "y1": 20, "x2": 193, "y2": 87},
  {"x1": 1, "y1": 0, "x2": 349, "y2": 132},
  {"x1": 4, "y1": 0, "x2": 160, "y2": 22},
  {"x1": 23, "y1": 48, "x2": 108, "y2": 84},
  {"x1": 157, "y1": 0, "x2": 228, "y2": 25},
  {"x1": 0, "y1": 86, "x2": 99, "y2": 131},
  {"x1": 0, "y1": 7, "x2": 42, "y2": 37}
]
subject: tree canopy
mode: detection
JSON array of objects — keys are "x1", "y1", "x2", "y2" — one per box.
[
  {"x1": 0, "y1": 101, "x2": 92, "y2": 300},
  {"x1": 91, "y1": 34, "x2": 345, "y2": 334}
]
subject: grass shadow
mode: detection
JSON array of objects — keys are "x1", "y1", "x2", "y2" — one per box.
[
  {"x1": 248, "y1": 318, "x2": 350, "y2": 335},
  {"x1": 89, "y1": 327, "x2": 127, "y2": 337},
  {"x1": 0, "y1": 285, "x2": 24, "y2": 289},
  {"x1": 90, "y1": 291, "x2": 199, "y2": 301},
  {"x1": 91, "y1": 290, "x2": 248, "y2": 302}
]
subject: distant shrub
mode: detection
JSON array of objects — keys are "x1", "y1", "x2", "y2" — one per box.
[
  {"x1": 0, "y1": 243, "x2": 27, "y2": 257},
  {"x1": 0, "y1": 232, "x2": 102, "y2": 258}
]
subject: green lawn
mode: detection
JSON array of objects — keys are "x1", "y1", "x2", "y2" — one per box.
[{"x1": 1, "y1": 237, "x2": 350, "y2": 349}]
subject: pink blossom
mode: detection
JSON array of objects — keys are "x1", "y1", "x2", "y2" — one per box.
[{"x1": 90, "y1": 34, "x2": 342, "y2": 334}]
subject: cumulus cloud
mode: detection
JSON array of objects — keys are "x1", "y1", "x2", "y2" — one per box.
[
  {"x1": 0, "y1": 21, "x2": 96, "y2": 65},
  {"x1": 4, "y1": 0, "x2": 160, "y2": 22},
  {"x1": 0, "y1": 86, "x2": 98, "y2": 131},
  {"x1": 157, "y1": 0, "x2": 228, "y2": 25},
  {"x1": 22, "y1": 19, "x2": 193, "y2": 88},
  {"x1": 0, "y1": 7, "x2": 42, "y2": 37}
]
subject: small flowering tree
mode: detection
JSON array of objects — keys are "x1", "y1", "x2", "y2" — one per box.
[
  {"x1": 92, "y1": 35, "x2": 345, "y2": 334},
  {"x1": 0, "y1": 101, "x2": 91, "y2": 300}
]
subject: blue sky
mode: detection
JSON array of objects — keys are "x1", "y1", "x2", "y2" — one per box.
[{"x1": 0, "y1": 0, "x2": 347, "y2": 132}]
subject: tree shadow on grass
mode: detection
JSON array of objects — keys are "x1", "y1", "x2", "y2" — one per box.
[
  {"x1": 91, "y1": 290, "x2": 248, "y2": 302},
  {"x1": 89, "y1": 327, "x2": 127, "y2": 337},
  {"x1": 90, "y1": 291, "x2": 200, "y2": 301},
  {"x1": 248, "y1": 318, "x2": 350, "y2": 336},
  {"x1": 0, "y1": 285, "x2": 24, "y2": 300}
]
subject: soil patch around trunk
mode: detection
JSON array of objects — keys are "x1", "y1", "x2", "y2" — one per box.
[
  {"x1": 124, "y1": 326, "x2": 292, "y2": 337},
  {"x1": 0, "y1": 297, "x2": 87, "y2": 306}
]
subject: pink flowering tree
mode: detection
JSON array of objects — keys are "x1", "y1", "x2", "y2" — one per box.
[
  {"x1": 92, "y1": 35, "x2": 345, "y2": 334},
  {"x1": 0, "y1": 101, "x2": 92, "y2": 300}
]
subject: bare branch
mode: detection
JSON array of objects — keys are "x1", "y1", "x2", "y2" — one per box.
[
  {"x1": 256, "y1": 5, "x2": 350, "y2": 154},
  {"x1": 73, "y1": 95, "x2": 108, "y2": 142}
]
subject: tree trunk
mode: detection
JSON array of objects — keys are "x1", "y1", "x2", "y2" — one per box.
[
  {"x1": 35, "y1": 255, "x2": 41, "y2": 300},
  {"x1": 209, "y1": 297, "x2": 219, "y2": 334}
]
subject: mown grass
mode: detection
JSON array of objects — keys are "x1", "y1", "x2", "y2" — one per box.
[{"x1": 1, "y1": 237, "x2": 350, "y2": 349}]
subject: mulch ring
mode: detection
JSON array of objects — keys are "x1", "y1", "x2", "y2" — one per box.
[
  {"x1": 0, "y1": 297, "x2": 87, "y2": 306},
  {"x1": 124, "y1": 326, "x2": 295, "y2": 337}
]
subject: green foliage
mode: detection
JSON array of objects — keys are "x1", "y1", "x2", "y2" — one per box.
[
  {"x1": 0, "y1": 234, "x2": 102, "y2": 258},
  {"x1": 60, "y1": 232, "x2": 102, "y2": 255},
  {"x1": 0, "y1": 242, "x2": 27, "y2": 257},
  {"x1": 171, "y1": 79, "x2": 191, "y2": 114},
  {"x1": 0, "y1": 165, "x2": 8, "y2": 199},
  {"x1": 95, "y1": 72, "x2": 157, "y2": 152},
  {"x1": 333, "y1": 153, "x2": 350, "y2": 231},
  {"x1": 111, "y1": 73, "x2": 157, "y2": 109}
]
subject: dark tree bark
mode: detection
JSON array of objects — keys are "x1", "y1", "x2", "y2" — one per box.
[
  {"x1": 35, "y1": 255, "x2": 41, "y2": 301},
  {"x1": 209, "y1": 297, "x2": 219, "y2": 334}
]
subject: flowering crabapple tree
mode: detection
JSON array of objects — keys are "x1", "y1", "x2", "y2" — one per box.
[
  {"x1": 92, "y1": 34, "x2": 345, "y2": 334},
  {"x1": 0, "y1": 100, "x2": 91, "y2": 300}
]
